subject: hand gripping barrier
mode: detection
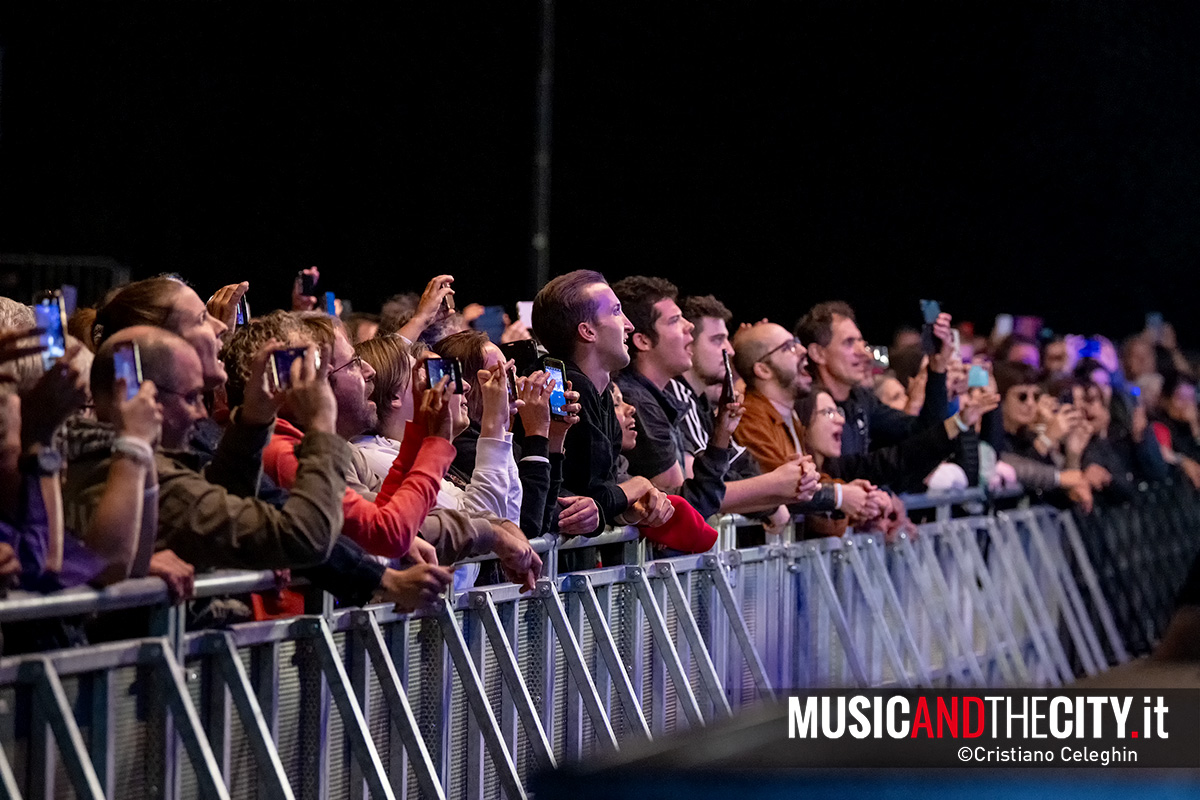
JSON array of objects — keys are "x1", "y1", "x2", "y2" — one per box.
[{"x1": 0, "y1": 487, "x2": 1192, "y2": 799}]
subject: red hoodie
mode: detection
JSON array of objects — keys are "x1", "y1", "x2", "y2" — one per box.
[{"x1": 263, "y1": 418, "x2": 455, "y2": 559}]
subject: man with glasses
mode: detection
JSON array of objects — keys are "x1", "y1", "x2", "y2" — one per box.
[{"x1": 732, "y1": 322, "x2": 815, "y2": 473}]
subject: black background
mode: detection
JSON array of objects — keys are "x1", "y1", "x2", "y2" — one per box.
[{"x1": 1, "y1": 2, "x2": 1198, "y2": 347}]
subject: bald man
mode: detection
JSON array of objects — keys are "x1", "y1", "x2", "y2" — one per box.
[
  {"x1": 63, "y1": 325, "x2": 350, "y2": 572},
  {"x1": 732, "y1": 322, "x2": 812, "y2": 473}
]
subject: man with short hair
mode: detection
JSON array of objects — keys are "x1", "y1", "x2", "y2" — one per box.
[
  {"x1": 732, "y1": 322, "x2": 813, "y2": 473},
  {"x1": 531, "y1": 270, "x2": 674, "y2": 532},
  {"x1": 796, "y1": 301, "x2": 951, "y2": 457},
  {"x1": 65, "y1": 326, "x2": 350, "y2": 571},
  {"x1": 612, "y1": 277, "x2": 730, "y2": 518}
]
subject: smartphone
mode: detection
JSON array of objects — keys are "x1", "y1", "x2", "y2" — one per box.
[
  {"x1": 324, "y1": 291, "x2": 337, "y2": 316},
  {"x1": 1079, "y1": 338, "x2": 1102, "y2": 359},
  {"x1": 994, "y1": 314, "x2": 1014, "y2": 338},
  {"x1": 542, "y1": 357, "x2": 568, "y2": 420},
  {"x1": 235, "y1": 294, "x2": 250, "y2": 326},
  {"x1": 441, "y1": 280, "x2": 455, "y2": 313},
  {"x1": 470, "y1": 305, "x2": 506, "y2": 342},
  {"x1": 1146, "y1": 312, "x2": 1164, "y2": 345},
  {"x1": 869, "y1": 345, "x2": 890, "y2": 371},
  {"x1": 33, "y1": 290, "x2": 68, "y2": 370},
  {"x1": 950, "y1": 328, "x2": 962, "y2": 361},
  {"x1": 269, "y1": 347, "x2": 317, "y2": 390},
  {"x1": 719, "y1": 350, "x2": 736, "y2": 406},
  {"x1": 425, "y1": 356, "x2": 464, "y2": 394},
  {"x1": 112, "y1": 341, "x2": 144, "y2": 401},
  {"x1": 967, "y1": 364, "x2": 990, "y2": 389},
  {"x1": 298, "y1": 271, "x2": 317, "y2": 296},
  {"x1": 919, "y1": 299, "x2": 941, "y2": 356},
  {"x1": 500, "y1": 339, "x2": 541, "y2": 376},
  {"x1": 919, "y1": 299, "x2": 941, "y2": 324},
  {"x1": 507, "y1": 365, "x2": 519, "y2": 404},
  {"x1": 517, "y1": 300, "x2": 534, "y2": 329}
]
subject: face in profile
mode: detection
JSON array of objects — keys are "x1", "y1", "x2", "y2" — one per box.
[
  {"x1": 611, "y1": 383, "x2": 638, "y2": 452},
  {"x1": 874, "y1": 376, "x2": 907, "y2": 412},
  {"x1": 328, "y1": 330, "x2": 378, "y2": 438},
  {"x1": 690, "y1": 317, "x2": 733, "y2": 386},
  {"x1": 585, "y1": 283, "x2": 634, "y2": 372},
  {"x1": 168, "y1": 285, "x2": 228, "y2": 390}
]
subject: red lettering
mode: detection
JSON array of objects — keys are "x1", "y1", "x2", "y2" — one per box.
[
  {"x1": 911, "y1": 696, "x2": 933, "y2": 738},
  {"x1": 936, "y1": 696, "x2": 958, "y2": 738},
  {"x1": 963, "y1": 696, "x2": 984, "y2": 738}
]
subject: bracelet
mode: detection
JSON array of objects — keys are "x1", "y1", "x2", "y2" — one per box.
[
  {"x1": 834, "y1": 483, "x2": 843, "y2": 509},
  {"x1": 1036, "y1": 433, "x2": 1054, "y2": 451},
  {"x1": 112, "y1": 436, "x2": 155, "y2": 469},
  {"x1": 952, "y1": 413, "x2": 969, "y2": 433}
]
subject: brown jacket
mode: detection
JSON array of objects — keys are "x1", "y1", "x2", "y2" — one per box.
[{"x1": 734, "y1": 389, "x2": 801, "y2": 473}]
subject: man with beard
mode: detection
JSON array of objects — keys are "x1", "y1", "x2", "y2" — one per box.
[{"x1": 732, "y1": 322, "x2": 813, "y2": 473}]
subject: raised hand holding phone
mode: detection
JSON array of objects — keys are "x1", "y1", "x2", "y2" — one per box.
[{"x1": 542, "y1": 358, "x2": 569, "y2": 420}]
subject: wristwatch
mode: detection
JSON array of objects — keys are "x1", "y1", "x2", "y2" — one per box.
[{"x1": 19, "y1": 446, "x2": 63, "y2": 476}]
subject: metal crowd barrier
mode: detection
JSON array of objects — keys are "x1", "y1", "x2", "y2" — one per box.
[{"x1": 0, "y1": 485, "x2": 1191, "y2": 800}]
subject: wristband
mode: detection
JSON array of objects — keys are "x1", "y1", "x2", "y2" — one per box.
[
  {"x1": 112, "y1": 436, "x2": 155, "y2": 469},
  {"x1": 952, "y1": 413, "x2": 969, "y2": 433},
  {"x1": 1036, "y1": 433, "x2": 1054, "y2": 451},
  {"x1": 834, "y1": 483, "x2": 843, "y2": 510}
]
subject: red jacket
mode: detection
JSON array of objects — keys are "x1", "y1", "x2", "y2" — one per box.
[{"x1": 263, "y1": 418, "x2": 454, "y2": 560}]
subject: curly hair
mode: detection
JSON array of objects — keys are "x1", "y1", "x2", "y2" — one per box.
[{"x1": 220, "y1": 310, "x2": 308, "y2": 407}]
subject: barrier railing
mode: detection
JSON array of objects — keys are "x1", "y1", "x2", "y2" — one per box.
[{"x1": 0, "y1": 483, "x2": 1194, "y2": 800}]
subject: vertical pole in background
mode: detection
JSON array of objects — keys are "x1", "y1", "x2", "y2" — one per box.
[{"x1": 530, "y1": 0, "x2": 555, "y2": 293}]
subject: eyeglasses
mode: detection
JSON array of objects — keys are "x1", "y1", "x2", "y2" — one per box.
[
  {"x1": 815, "y1": 406, "x2": 845, "y2": 421},
  {"x1": 1014, "y1": 390, "x2": 1041, "y2": 404},
  {"x1": 758, "y1": 337, "x2": 801, "y2": 363},
  {"x1": 330, "y1": 355, "x2": 363, "y2": 376},
  {"x1": 158, "y1": 387, "x2": 206, "y2": 409}
]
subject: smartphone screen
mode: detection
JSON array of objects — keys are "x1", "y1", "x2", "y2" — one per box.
[
  {"x1": 543, "y1": 358, "x2": 568, "y2": 419},
  {"x1": 324, "y1": 292, "x2": 337, "y2": 316},
  {"x1": 919, "y1": 299, "x2": 941, "y2": 324},
  {"x1": 112, "y1": 342, "x2": 143, "y2": 401},
  {"x1": 235, "y1": 295, "x2": 250, "y2": 326},
  {"x1": 269, "y1": 347, "x2": 311, "y2": 390},
  {"x1": 967, "y1": 364, "x2": 990, "y2": 389},
  {"x1": 33, "y1": 291, "x2": 67, "y2": 370},
  {"x1": 425, "y1": 356, "x2": 447, "y2": 387}
]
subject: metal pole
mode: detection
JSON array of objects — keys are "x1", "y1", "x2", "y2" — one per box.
[{"x1": 530, "y1": 0, "x2": 555, "y2": 293}]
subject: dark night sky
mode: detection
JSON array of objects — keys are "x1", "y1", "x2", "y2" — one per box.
[{"x1": 1, "y1": 2, "x2": 1199, "y2": 347}]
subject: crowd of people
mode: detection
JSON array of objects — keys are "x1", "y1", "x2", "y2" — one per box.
[{"x1": 0, "y1": 266, "x2": 1194, "y2": 653}]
